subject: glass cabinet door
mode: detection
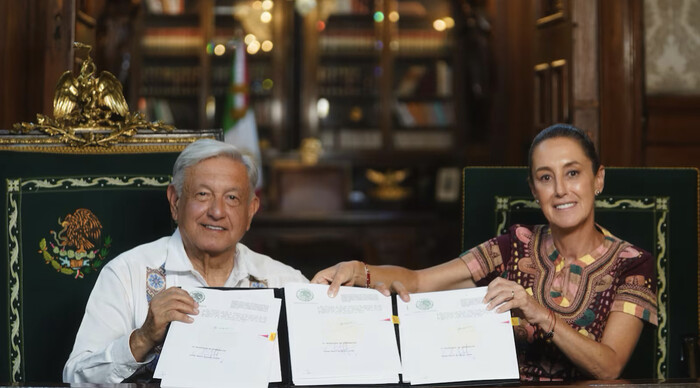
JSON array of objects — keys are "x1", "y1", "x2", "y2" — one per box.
[
  {"x1": 302, "y1": 0, "x2": 461, "y2": 156},
  {"x1": 302, "y1": 0, "x2": 384, "y2": 152},
  {"x1": 133, "y1": 0, "x2": 291, "y2": 150},
  {"x1": 209, "y1": 0, "x2": 291, "y2": 152},
  {"x1": 389, "y1": 0, "x2": 456, "y2": 152},
  {"x1": 136, "y1": 1, "x2": 205, "y2": 129}
]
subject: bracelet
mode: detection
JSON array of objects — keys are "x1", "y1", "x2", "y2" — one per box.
[
  {"x1": 543, "y1": 309, "x2": 556, "y2": 339},
  {"x1": 361, "y1": 261, "x2": 371, "y2": 288}
]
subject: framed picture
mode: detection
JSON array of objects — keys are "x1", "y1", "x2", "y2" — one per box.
[
  {"x1": 435, "y1": 167, "x2": 461, "y2": 203},
  {"x1": 270, "y1": 160, "x2": 351, "y2": 213}
]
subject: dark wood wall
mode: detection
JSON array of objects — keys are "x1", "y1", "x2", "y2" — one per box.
[
  {"x1": 487, "y1": 0, "x2": 536, "y2": 166},
  {"x1": 599, "y1": 0, "x2": 645, "y2": 167},
  {"x1": 0, "y1": 0, "x2": 75, "y2": 129},
  {"x1": 646, "y1": 96, "x2": 700, "y2": 167}
]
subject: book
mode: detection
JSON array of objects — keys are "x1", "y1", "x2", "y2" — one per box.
[{"x1": 396, "y1": 65, "x2": 427, "y2": 97}]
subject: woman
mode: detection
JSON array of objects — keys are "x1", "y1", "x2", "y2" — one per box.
[{"x1": 311, "y1": 124, "x2": 657, "y2": 381}]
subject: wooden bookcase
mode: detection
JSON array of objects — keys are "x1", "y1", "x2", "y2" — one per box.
[
  {"x1": 130, "y1": 0, "x2": 293, "y2": 149},
  {"x1": 127, "y1": 0, "x2": 479, "y2": 271},
  {"x1": 300, "y1": 0, "x2": 469, "y2": 163}
]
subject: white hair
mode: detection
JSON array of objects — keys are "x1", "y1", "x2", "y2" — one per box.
[{"x1": 171, "y1": 139, "x2": 259, "y2": 200}]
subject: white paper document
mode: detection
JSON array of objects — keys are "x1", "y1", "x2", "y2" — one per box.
[
  {"x1": 284, "y1": 283, "x2": 402, "y2": 386},
  {"x1": 397, "y1": 286, "x2": 519, "y2": 385},
  {"x1": 154, "y1": 287, "x2": 282, "y2": 388}
]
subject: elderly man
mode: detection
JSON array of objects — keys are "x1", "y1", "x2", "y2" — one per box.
[{"x1": 63, "y1": 139, "x2": 308, "y2": 383}]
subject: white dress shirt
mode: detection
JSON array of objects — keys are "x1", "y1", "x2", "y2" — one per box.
[{"x1": 63, "y1": 228, "x2": 308, "y2": 383}]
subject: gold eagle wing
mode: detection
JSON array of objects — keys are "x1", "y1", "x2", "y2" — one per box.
[
  {"x1": 53, "y1": 71, "x2": 80, "y2": 119},
  {"x1": 95, "y1": 71, "x2": 129, "y2": 116},
  {"x1": 388, "y1": 169, "x2": 408, "y2": 184}
]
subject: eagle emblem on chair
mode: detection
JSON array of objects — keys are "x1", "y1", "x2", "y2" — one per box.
[{"x1": 38, "y1": 208, "x2": 112, "y2": 279}]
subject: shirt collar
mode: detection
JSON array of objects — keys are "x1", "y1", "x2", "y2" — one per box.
[
  {"x1": 165, "y1": 228, "x2": 252, "y2": 286},
  {"x1": 164, "y1": 228, "x2": 194, "y2": 272}
]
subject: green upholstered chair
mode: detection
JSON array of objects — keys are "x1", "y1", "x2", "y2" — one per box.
[
  {"x1": 0, "y1": 129, "x2": 221, "y2": 383},
  {"x1": 461, "y1": 167, "x2": 699, "y2": 379}
]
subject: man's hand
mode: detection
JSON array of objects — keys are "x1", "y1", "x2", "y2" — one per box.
[{"x1": 129, "y1": 287, "x2": 199, "y2": 362}]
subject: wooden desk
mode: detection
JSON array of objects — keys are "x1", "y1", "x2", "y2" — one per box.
[{"x1": 7, "y1": 380, "x2": 700, "y2": 388}]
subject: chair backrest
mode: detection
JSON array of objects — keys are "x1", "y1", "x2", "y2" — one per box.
[
  {"x1": 0, "y1": 129, "x2": 221, "y2": 383},
  {"x1": 461, "y1": 167, "x2": 699, "y2": 379}
]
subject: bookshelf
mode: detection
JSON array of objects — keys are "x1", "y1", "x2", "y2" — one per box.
[
  {"x1": 133, "y1": 2, "x2": 209, "y2": 129},
  {"x1": 301, "y1": 0, "x2": 466, "y2": 159},
  {"x1": 127, "y1": 0, "x2": 473, "y2": 270},
  {"x1": 131, "y1": 0, "x2": 292, "y2": 149}
]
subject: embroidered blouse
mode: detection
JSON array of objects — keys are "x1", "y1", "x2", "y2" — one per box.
[{"x1": 460, "y1": 224, "x2": 658, "y2": 381}]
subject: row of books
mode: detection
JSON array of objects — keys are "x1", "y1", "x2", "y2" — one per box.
[
  {"x1": 139, "y1": 86, "x2": 199, "y2": 97},
  {"x1": 394, "y1": 131, "x2": 453, "y2": 150},
  {"x1": 141, "y1": 28, "x2": 202, "y2": 56},
  {"x1": 211, "y1": 85, "x2": 272, "y2": 98},
  {"x1": 320, "y1": 30, "x2": 378, "y2": 53},
  {"x1": 328, "y1": 0, "x2": 429, "y2": 17},
  {"x1": 319, "y1": 30, "x2": 451, "y2": 55},
  {"x1": 394, "y1": 101, "x2": 455, "y2": 127},
  {"x1": 319, "y1": 129, "x2": 453, "y2": 151},
  {"x1": 141, "y1": 66, "x2": 201, "y2": 86},
  {"x1": 320, "y1": 129, "x2": 384, "y2": 150},
  {"x1": 318, "y1": 65, "x2": 378, "y2": 96},
  {"x1": 330, "y1": 0, "x2": 374, "y2": 15},
  {"x1": 144, "y1": 0, "x2": 186, "y2": 15},
  {"x1": 396, "y1": 30, "x2": 452, "y2": 53},
  {"x1": 211, "y1": 64, "x2": 272, "y2": 85}
]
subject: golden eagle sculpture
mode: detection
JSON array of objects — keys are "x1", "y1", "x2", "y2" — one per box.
[
  {"x1": 13, "y1": 42, "x2": 174, "y2": 147},
  {"x1": 53, "y1": 54, "x2": 129, "y2": 121},
  {"x1": 56, "y1": 208, "x2": 103, "y2": 253},
  {"x1": 366, "y1": 168, "x2": 411, "y2": 201}
]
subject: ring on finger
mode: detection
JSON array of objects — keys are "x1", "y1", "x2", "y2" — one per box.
[{"x1": 510, "y1": 290, "x2": 515, "y2": 300}]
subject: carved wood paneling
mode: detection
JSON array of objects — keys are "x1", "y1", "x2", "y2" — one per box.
[
  {"x1": 570, "y1": 0, "x2": 599, "y2": 144},
  {"x1": 646, "y1": 95, "x2": 700, "y2": 167},
  {"x1": 1, "y1": 0, "x2": 75, "y2": 128},
  {"x1": 599, "y1": 0, "x2": 644, "y2": 167},
  {"x1": 488, "y1": 0, "x2": 535, "y2": 165}
]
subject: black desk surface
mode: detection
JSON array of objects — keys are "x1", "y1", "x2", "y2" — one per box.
[{"x1": 4, "y1": 380, "x2": 700, "y2": 388}]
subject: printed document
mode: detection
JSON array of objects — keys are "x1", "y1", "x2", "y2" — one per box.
[
  {"x1": 397, "y1": 287, "x2": 519, "y2": 385},
  {"x1": 284, "y1": 283, "x2": 402, "y2": 385},
  {"x1": 154, "y1": 287, "x2": 281, "y2": 388}
]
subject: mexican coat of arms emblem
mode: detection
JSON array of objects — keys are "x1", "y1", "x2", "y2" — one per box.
[{"x1": 38, "y1": 208, "x2": 111, "y2": 279}]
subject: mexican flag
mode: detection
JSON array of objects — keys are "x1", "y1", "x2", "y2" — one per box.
[{"x1": 222, "y1": 39, "x2": 263, "y2": 188}]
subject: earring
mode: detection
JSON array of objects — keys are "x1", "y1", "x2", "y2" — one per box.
[
  {"x1": 535, "y1": 199, "x2": 540, "y2": 204},
  {"x1": 595, "y1": 190, "x2": 601, "y2": 196}
]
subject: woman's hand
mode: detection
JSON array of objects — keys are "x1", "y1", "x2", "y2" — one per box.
[
  {"x1": 484, "y1": 277, "x2": 551, "y2": 328},
  {"x1": 311, "y1": 260, "x2": 365, "y2": 297},
  {"x1": 312, "y1": 258, "x2": 472, "y2": 299},
  {"x1": 374, "y1": 280, "x2": 411, "y2": 302}
]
